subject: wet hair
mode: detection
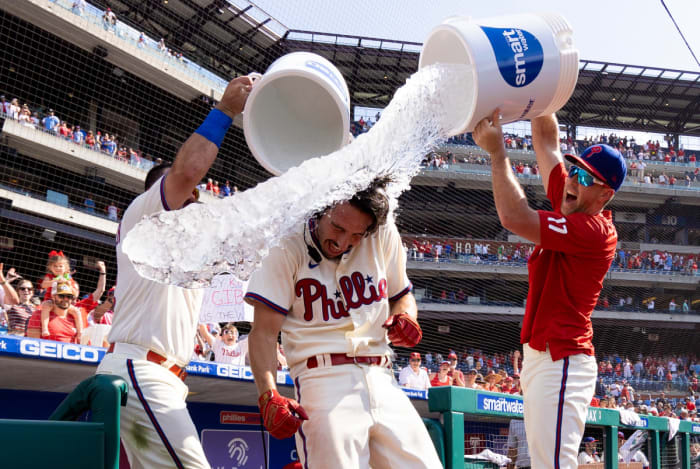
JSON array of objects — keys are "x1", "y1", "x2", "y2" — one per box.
[
  {"x1": 145, "y1": 163, "x2": 172, "y2": 191},
  {"x1": 347, "y1": 176, "x2": 392, "y2": 235}
]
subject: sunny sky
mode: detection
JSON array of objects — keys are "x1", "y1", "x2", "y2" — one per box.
[{"x1": 251, "y1": 0, "x2": 699, "y2": 72}]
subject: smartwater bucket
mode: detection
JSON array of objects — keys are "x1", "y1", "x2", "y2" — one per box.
[
  {"x1": 243, "y1": 52, "x2": 351, "y2": 176},
  {"x1": 419, "y1": 13, "x2": 579, "y2": 135}
]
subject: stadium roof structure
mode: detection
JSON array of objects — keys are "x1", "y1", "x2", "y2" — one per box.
[{"x1": 107, "y1": 0, "x2": 700, "y2": 137}]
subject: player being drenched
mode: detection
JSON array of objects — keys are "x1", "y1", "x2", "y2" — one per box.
[
  {"x1": 245, "y1": 177, "x2": 442, "y2": 468},
  {"x1": 473, "y1": 110, "x2": 626, "y2": 469}
]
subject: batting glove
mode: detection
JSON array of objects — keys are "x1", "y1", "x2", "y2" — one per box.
[
  {"x1": 383, "y1": 312, "x2": 422, "y2": 347},
  {"x1": 258, "y1": 389, "x2": 309, "y2": 440}
]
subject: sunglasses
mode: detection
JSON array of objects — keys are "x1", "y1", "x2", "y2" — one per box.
[
  {"x1": 57, "y1": 294, "x2": 75, "y2": 300},
  {"x1": 568, "y1": 165, "x2": 606, "y2": 188},
  {"x1": 410, "y1": 359, "x2": 421, "y2": 362},
  {"x1": 19, "y1": 287, "x2": 33, "y2": 291}
]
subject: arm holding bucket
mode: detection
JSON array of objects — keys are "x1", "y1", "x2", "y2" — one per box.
[
  {"x1": 473, "y1": 110, "x2": 540, "y2": 244},
  {"x1": 163, "y1": 76, "x2": 253, "y2": 210},
  {"x1": 531, "y1": 113, "x2": 564, "y2": 193}
]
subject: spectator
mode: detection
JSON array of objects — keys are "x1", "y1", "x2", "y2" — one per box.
[
  {"x1": 398, "y1": 352, "x2": 431, "y2": 390},
  {"x1": 430, "y1": 361, "x2": 453, "y2": 387},
  {"x1": 102, "y1": 7, "x2": 117, "y2": 32},
  {"x1": 73, "y1": 125, "x2": 85, "y2": 145},
  {"x1": 137, "y1": 32, "x2": 146, "y2": 48},
  {"x1": 464, "y1": 369, "x2": 483, "y2": 390},
  {"x1": 106, "y1": 201, "x2": 119, "y2": 221},
  {"x1": 85, "y1": 130, "x2": 96, "y2": 149},
  {"x1": 0, "y1": 95, "x2": 9, "y2": 114},
  {"x1": 212, "y1": 181, "x2": 220, "y2": 197},
  {"x1": 669, "y1": 298, "x2": 677, "y2": 312},
  {"x1": 8, "y1": 98, "x2": 20, "y2": 119},
  {"x1": 198, "y1": 322, "x2": 249, "y2": 366},
  {"x1": 647, "y1": 299, "x2": 655, "y2": 311},
  {"x1": 40, "y1": 251, "x2": 78, "y2": 301},
  {"x1": 71, "y1": 0, "x2": 86, "y2": 16},
  {"x1": 84, "y1": 195, "x2": 96, "y2": 214},
  {"x1": 683, "y1": 299, "x2": 690, "y2": 313},
  {"x1": 578, "y1": 437, "x2": 601, "y2": 465},
  {"x1": 222, "y1": 180, "x2": 231, "y2": 197},
  {"x1": 483, "y1": 370, "x2": 503, "y2": 392},
  {"x1": 447, "y1": 351, "x2": 466, "y2": 386},
  {"x1": 26, "y1": 280, "x2": 80, "y2": 342},
  {"x1": 0, "y1": 264, "x2": 34, "y2": 336},
  {"x1": 42, "y1": 109, "x2": 60, "y2": 135}
]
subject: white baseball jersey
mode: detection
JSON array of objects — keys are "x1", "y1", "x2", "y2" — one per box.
[
  {"x1": 245, "y1": 218, "x2": 411, "y2": 369},
  {"x1": 212, "y1": 336, "x2": 249, "y2": 366},
  {"x1": 108, "y1": 176, "x2": 203, "y2": 366},
  {"x1": 398, "y1": 366, "x2": 431, "y2": 390}
]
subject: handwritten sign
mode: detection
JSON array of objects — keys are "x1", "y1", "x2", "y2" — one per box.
[{"x1": 199, "y1": 274, "x2": 254, "y2": 323}]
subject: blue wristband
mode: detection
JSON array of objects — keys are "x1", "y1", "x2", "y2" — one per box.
[{"x1": 194, "y1": 108, "x2": 233, "y2": 148}]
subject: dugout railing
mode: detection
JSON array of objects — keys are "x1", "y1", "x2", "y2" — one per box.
[{"x1": 427, "y1": 386, "x2": 700, "y2": 469}]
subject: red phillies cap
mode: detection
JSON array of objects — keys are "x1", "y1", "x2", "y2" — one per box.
[
  {"x1": 410, "y1": 352, "x2": 421, "y2": 360},
  {"x1": 448, "y1": 352, "x2": 458, "y2": 359}
]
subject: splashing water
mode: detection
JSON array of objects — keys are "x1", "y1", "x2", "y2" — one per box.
[{"x1": 123, "y1": 63, "x2": 473, "y2": 288}]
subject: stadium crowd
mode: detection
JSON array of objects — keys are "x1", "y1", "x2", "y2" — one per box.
[
  {"x1": 0, "y1": 94, "x2": 158, "y2": 171},
  {"x1": 402, "y1": 235, "x2": 698, "y2": 275},
  {"x1": 397, "y1": 349, "x2": 700, "y2": 421},
  {"x1": 0, "y1": 257, "x2": 266, "y2": 367}
]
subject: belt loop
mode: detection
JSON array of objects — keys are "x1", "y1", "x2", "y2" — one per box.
[{"x1": 321, "y1": 353, "x2": 331, "y2": 368}]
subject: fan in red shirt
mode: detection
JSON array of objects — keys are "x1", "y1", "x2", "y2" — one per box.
[
  {"x1": 26, "y1": 279, "x2": 80, "y2": 343},
  {"x1": 474, "y1": 110, "x2": 626, "y2": 469}
]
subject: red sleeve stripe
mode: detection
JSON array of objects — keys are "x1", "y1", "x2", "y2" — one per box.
[{"x1": 244, "y1": 292, "x2": 289, "y2": 316}]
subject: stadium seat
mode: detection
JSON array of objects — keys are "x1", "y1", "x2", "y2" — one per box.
[{"x1": 0, "y1": 375, "x2": 127, "y2": 469}]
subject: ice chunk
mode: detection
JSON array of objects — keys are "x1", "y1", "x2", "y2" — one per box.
[{"x1": 122, "y1": 64, "x2": 474, "y2": 288}]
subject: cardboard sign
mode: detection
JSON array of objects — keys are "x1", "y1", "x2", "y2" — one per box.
[{"x1": 199, "y1": 274, "x2": 254, "y2": 324}]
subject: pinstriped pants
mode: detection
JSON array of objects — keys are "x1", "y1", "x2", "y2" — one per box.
[{"x1": 521, "y1": 344, "x2": 597, "y2": 469}]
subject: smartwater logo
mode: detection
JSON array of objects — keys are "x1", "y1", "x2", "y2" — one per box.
[
  {"x1": 305, "y1": 60, "x2": 348, "y2": 103},
  {"x1": 480, "y1": 26, "x2": 544, "y2": 87},
  {"x1": 693, "y1": 424, "x2": 700, "y2": 433},
  {"x1": 477, "y1": 394, "x2": 524, "y2": 415}
]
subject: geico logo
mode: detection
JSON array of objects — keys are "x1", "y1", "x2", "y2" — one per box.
[
  {"x1": 20, "y1": 340, "x2": 100, "y2": 362},
  {"x1": 215, "y1": 364, "x2": 254, "y2": 380}
]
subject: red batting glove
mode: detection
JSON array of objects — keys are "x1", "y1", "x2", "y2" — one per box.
[
  {"x1": 258, "y1": 389, "x2": 309, "y2": 440},
  {"x1": 383, "y1": 312, "x2": 422, "y2": 347}
]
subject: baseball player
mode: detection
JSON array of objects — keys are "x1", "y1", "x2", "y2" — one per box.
[
  {"x1": 473, "y1": 110, "x2": 626, "y2": 469},
  {"x1": 398, "y1": 352, "x2": 431, "y2": 390},
  {"x1": 95, "y1": 75, "x2": 253, "y2": 469},
  {"x1": 245, "y1": 178, "x2": 442, "y2": 468}
]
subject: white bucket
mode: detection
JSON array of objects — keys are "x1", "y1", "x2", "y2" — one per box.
[
  {"x1": 243, "y1": 52, "x2": 351, "y2": 176},
  {"x1": 419, "y1": 13, "x2": 579, "y2": 135}
]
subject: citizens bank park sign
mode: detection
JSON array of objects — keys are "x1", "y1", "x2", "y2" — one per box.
[{"x1": 0, "y1": 336, "x2": 427, "y2": 399}]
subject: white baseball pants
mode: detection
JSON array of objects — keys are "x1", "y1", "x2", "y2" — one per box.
[
  {"x1": 96, "y1": 344, "x2": 210, "y2": 469},
  {"x1": 521, "y1": 343, "x2": 597, "y2": 469},
  {"x1": 291, "y1": 358, "x2": 442, "y2": 469}
]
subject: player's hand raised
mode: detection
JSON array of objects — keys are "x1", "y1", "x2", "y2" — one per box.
[
  {"x1": 383, "y1": 312, "x2": 422, "y2": 348},
  {"x1": 258, "y1": 389, "x2": 309, "y2": 440},
  {"x1": 216, "y1": 75, "x2": 256, "y2": 118}
]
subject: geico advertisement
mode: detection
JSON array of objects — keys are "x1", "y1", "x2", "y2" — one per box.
[{"x1": 19, "y1": 338, "x2": 104, "y2": 362}]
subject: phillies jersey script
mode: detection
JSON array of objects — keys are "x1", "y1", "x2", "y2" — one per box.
[{"x1": 245, "y1": 219, "x2": 412, "y2": 369}]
